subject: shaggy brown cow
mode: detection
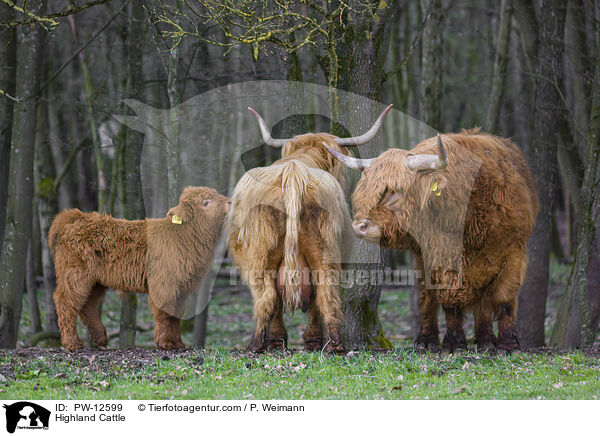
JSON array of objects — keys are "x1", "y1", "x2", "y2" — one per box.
[
  {"x1": 49, "y1": 186, "x2": 230, "y2": 351},
  {"x1": 325, "y1": 129, "x2": 539, "y2": 352},
  {"x1": 227, "y1": 106, "x2": 392, "y2": 353}
]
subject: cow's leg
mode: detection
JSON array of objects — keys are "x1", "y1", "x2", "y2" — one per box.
[
  {"x1": 247, "y1": 267, "x2": 278, "y2": 353},
  {"x1": 53, "y1": 274, "x2": 93, "y2": 351},
  {"x1": 266, "y1": 297, "x2": 287, "y2": 350},
  {"x1": 497, "y1": 299, "x2": 519, "y2": 351},
  {"x1": 474, "y1": 295, "x2": 497, "y2": 352},
  {"x1": 442, "y1": 305, "x2": 467, "y2": 353},
  {"x1": 492, "y1": 251, "x2": 526, "y2": 351},
  {"x1": 415, "y1": 289, "x2": 440, "y2": 351},
  {"x1": 303, "y1": 300, "x2": 323, "y2": 351},
  {"x1": 149, "y1": 296, "x2": 185, "y2": 350},
  {"x1": 80, "y1": 286, "x2": 108, "y2": 347},
  {"x1": 301, "y1": 245, "x2": 343, "y2": 353},
  {"x1": 301, "y1": 233, "x2": 344, "y2": 353}
]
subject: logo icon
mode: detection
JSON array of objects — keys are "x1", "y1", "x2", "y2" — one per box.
[{"x1": 3, "y1": 402, "x2": 50, "y2": 433}]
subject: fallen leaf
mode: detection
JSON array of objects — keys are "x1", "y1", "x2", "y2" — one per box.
[
  {"x1": 552, "y1": 382, "x2": 564, "y2": 389},
  {"x1": 54, "y1": 373, "x2": 66, "y2": 379},
  {"x1": 391, "y1": 386, "x2": 402, "y2": 392},
  {"x1": 453, "y1": 385, "x2": 468, "y2": 394}
]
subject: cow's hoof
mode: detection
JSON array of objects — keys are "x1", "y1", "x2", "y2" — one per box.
[
  {"x1": 304, "y1": 337, "x2": 323, "y2": 352},
  {"x1": 476, "y1": 342, "x2": 498, "y2": 354},
  {"x1": 246, "y1": 341, "x2": 267, "y2": 354},
  {"x1": 91, "y1": 335, "x2": 108, "y2": 348},
  {"x1": 442, "y1": 333, "x2": 467, "y2": 354},
  {"x1": 441, "y1": 343, "x2": 467, "y2": 354},
  {"x1": 266, "y1": 337, "x2": 287, "y2": 351},
  {"x1": 158, "y1": 341, "x2": 186, "y2": 350},
  {"x1": 415, "y1": 334, "x2": 440, "y2": 352},
  {"x1": 498, "y1": 329, "x2": 520, "y2": 352},
  {"x1": 323, "y1": 338, "x2": 344, "y2": 354},
  {"x1": 64, "y1": 339, "x2": 84, "y2": 352}
]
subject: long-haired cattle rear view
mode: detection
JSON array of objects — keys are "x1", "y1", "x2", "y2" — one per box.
[
  {"x1": 227, "y1": 106, "x2": 392, "y2": 352},
  {"x1": 50, "y1": 187, "x2": 230, "y2": 351},
  {"x1": 325, "y1": 129, "x2": 538, "y2": 353}
]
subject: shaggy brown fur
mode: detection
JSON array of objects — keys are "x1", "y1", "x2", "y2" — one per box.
[
  {"x1": 227, "y1": 133, "x2": 353, "y2": 353},
  {"x1": 49, "y1": 187, "x2": 230, "y2": 351},
  {"x1": 349, "y1": 129, "x2": 539, "y2": 352}
]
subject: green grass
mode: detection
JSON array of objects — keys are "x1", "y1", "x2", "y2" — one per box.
[{"x1": 1, "y1": 347, "x2": 599, "y2": 400}]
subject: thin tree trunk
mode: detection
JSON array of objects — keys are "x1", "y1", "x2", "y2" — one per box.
[
  {"x1": 518, "y1": 0, "x2": 566, "y2": 347},
  {"x1": 67, "y1": 14, "x2": 107, "y2": 212},
  {"x1": 26, "y1": 240, "x2": 42, "y2": 334},
  {"x1": 35, "y1": 77, "x2": 61, "y2": 334},
  {"x1": 420, "y1": 0, "x2": 443, "y2": 129},
  {"x1": 0, "y1": 3, "x2": 17, "y2": 253},
  {"x1": 486, "y1": 0, "x2": 512, "y2": 132},
  {"x1": 119, "y1": 0, "x2": 146, "y2": 349},
  {"x1": 550, "y1": 25, "x2": 600, "y2": 348},
  {"x1": 35, "y1": 127, "x2": 60, "y2": 335},
  {"x1": 0, "y1": 3, "x2": 45, "y2": 347},
  {"x1": 166, "y1": 3, "x2": 182, "y2": 205}
]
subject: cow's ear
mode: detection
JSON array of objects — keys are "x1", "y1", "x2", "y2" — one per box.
[
  {"x1": 167, "y1": 203, "x2": 192, "y2": 224},
  {"x1": 380, "y1": 190, "x2": 404, "y2": 211},
  {"x1": 417, "y1": 173, "x2": 447, "y2": 210}
]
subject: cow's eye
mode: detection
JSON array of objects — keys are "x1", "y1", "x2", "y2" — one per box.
[{"x1": 202, "y1": 199, "x2": 212, "y2": 207}]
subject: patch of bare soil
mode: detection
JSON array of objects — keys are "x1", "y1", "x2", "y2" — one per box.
[{"x1": 0, "y1": 348, "x2": 204, "y2": 382}]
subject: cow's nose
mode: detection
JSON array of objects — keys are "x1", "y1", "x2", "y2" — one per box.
[
  {"x1": 352, "y1": 219, "x2": 371, "y2": 236},
  {"x1": 352, "y1": 219, "x2": 381, "y2": 239}
]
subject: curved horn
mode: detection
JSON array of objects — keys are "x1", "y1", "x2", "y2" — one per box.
[
  {"x1": 406, "y1": 134, "x2": 449, "y2": 171},
  {"x1": 334, "y1": 104, "x2": 393, "y2": 147},
  {"x1": 322, "y1": 142, "x2": 375, "y2": 170},
  {"x1": 247, "y1": 107, "x2": 291, "y2": 148}
]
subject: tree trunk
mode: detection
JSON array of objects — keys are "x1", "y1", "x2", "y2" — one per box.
[
  {"x1": 518, "y1": 0, "x2": 566, "y2": 347},
  {"x1": 0, "y1": 4, "x2": 45, "y2": 347},
  {"x1": 550, "y1": 23, "x2": 600, "y2": 348},
  {"x1": 119, "y1": 0, "x2": 146, "y2": 349},
  {"x1": 35, "y1": 112, "x2": 60, "y2": 335},
  {"x1": 26, "y1": 240, "x2": 42, "y2": 334},
  {"x1": 420, "y1": 0, "x2": 443, "y2": 130},
  {"x1": 340, "y1": 0, "x2": 394, "y2": 349},
  {"x1": 0, "y1": 3, "x2": 17, "y2": 253},
  {"x1": 486, "y1": 0, "x2": 512, "y2": 132}
]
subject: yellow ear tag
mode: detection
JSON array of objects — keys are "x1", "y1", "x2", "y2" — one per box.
[
  {"x1": 171, "y1": 214, "x2": 182, "y2": 224},
  {"x1": 432, "y1": 181, "x2": 441, "y2": 196}
]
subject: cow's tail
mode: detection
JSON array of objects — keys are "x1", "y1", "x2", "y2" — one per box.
[
  {"x1": 281, "y1": 161, "x2": 309, "y2": 312},
  {"x1": 48, "y1": 209, "x2": 83, "y2": 257}
]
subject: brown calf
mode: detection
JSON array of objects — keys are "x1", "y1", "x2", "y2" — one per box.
[{"x1": 49, "y1": 186, "x2": 230, "y2": 351}]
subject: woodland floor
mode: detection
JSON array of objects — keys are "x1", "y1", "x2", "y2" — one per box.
[{"x1": 2, "y1": 260, "x2": 599, "y2": 400}]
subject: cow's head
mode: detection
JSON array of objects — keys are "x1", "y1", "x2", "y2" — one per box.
[
  {"x1": 246, "y1": 105, "x2": 393, "y2": 179},
  {"x1": 167, "y1": 186, "x2": 231, "y2": 229},
  {"x1": 324, "y1": 134, "x2": 449, "y2": 248}
]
